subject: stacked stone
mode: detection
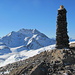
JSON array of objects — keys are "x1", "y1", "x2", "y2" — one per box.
[{"x1": 56, "y1": 5, "x2": 69, "y2": 49}]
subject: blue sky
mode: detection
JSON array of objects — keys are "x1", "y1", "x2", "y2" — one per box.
[{"x1": 0, "y1": 0, "x2": 75, "y2": 38}]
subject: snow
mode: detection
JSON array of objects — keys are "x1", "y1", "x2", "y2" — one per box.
[
  {"x1": 69, "y1": 41, "x2": 75, "y2": 44},
  {"x1": 63, "y1": 73, "x2": 68, "y2": 75},
  {"x1": 0, "y1": 42, "x2": 11, "y2": 55},
  {"x1": 0, "y1": 29, "x2": 55, "y2": 67},
  {"x1": 0, "y1": 29, "x2": 55, "y2": 48},
  {"x1": 4, "y1": 70, "x2": 9, "y2": 74},
  {"x1": 0, "y1": 28, "x2": 75, "y2": 67},
  {"x1": 0, "y1": 29, "x2": 75, "y2": 75},
  {"x1": 10, "y1": 46, "x2": 28, "y2": 52},
  {"x1": 0, "y1": 44, "x2": 55, "y2": 67},
  {"x1": 0, "y1": 41, "x2": 75, "y2": 67},
  {"x1": 0, "y1": 70, "x2": 9, "y2": 75}
]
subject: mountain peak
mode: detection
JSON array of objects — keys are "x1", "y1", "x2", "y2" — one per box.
[
  {"x1": 0, "y1": 28, "x2": 55, "y2": 48},
  {"x1": 7, "y1": 31, "x2": 16, "y2": 36},
  {"x1": 18, "y1": 28, "x2": 40, "y2": 36}
]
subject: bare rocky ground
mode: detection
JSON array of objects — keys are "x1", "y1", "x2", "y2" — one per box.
[{"x1": 0, "y1": 43, "x2": 75, "y2": 75}]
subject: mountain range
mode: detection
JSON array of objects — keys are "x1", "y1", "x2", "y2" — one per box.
[
  {"x1": 0, "y1": 29, "x2": 75, "y2": 75},
  {"x1": 0, "y1": 29, "x2": 55, "y2": 67},
  {"x1": 0, "y1": 29, "x2": 55, "y2": 49}
]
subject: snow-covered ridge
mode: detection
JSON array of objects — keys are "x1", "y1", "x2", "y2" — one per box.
[
  {"x1": 0, "y1": 28, "x2": 55, "y2": 67},
  {"x1": 1, "y1": 41, "x2": 75, "y2": 67},
  {"x1": 0, "y1": 28, "x2": 55, "y2": 48},
  {"x1": 0, "y1": 42, "x2": 11, "y2": 55},
  {"x1": 0, "y1": 44, "x2": 55, "y2": 67},
  {"x1": 18, "y1": 29, "x2": 41, "y2": 37}
]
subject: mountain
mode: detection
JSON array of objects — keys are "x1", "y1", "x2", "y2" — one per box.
[
  {"x1": 0, "y1": 29, "x2": 75, "y2": 75},
  {"x1": 69, "y1": 38, "x2": 75, "y2": 42},
  {"x1": 0, "y1": 42, "x2": 75, "y2": 75},
  {"x1": 0, "y1": 44, "x2": 55, "y2": 67},
  {"x1": 0, "y1": 29, "x2": 55, "y2": 50},
  {"x1": 0, "y1": 42, "x2": 11, "y2": 55},
  {"x1": 0, "y1": 29, "x2": 55, "y2": 68}
]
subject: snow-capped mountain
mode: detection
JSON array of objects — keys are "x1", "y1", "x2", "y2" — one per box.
[
  {"x1": 0, "y1": 29, "x2": 56, "y2": 67},
  {"x1": 0, "y1": 29, "x2": 55, "y2": 49}
]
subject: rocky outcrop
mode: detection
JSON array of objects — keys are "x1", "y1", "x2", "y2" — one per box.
[{"x1": 6, "y1": 44, "x2": 75, "y2": 75}]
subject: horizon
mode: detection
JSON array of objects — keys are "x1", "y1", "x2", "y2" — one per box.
[
  {"x1": 0, "y1": 28, "x2": 75, "y2": 40},
  {"x1": 0, "y1": 0, "x2": 75, "y2": 38}
]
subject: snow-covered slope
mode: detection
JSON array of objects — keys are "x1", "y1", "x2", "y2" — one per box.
[
  {"x1": 0, "y1": 29, "x2": 56, "y2": 67},
  {"x1": 0, "y1": 31, "x2": 26, "y2": 47},
  {"x1": 0, "y1": 44, "x2": 55, "y2": 67},
  {"x1": 0, "y1": 29, "x2": 55, "y2": 49},
  {"x1": 0, "y1": 42, "x2": 11, "y2": 55},
  {"x1": 0, "y1": 28, "x2": 75, "y2": 68}
]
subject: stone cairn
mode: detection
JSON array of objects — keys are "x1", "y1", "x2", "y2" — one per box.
[{"x1": 56, "y1": 5, "x2": 69, "y2": 49}]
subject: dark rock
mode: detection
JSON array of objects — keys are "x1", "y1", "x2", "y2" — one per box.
[{"x1": 56, "y1": 5, "x2": 69, "y2": 49}]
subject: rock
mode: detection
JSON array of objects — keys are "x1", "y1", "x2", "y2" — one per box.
[{"x1": 56, "y1": 5, "x2": 69, "y2": 49}]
